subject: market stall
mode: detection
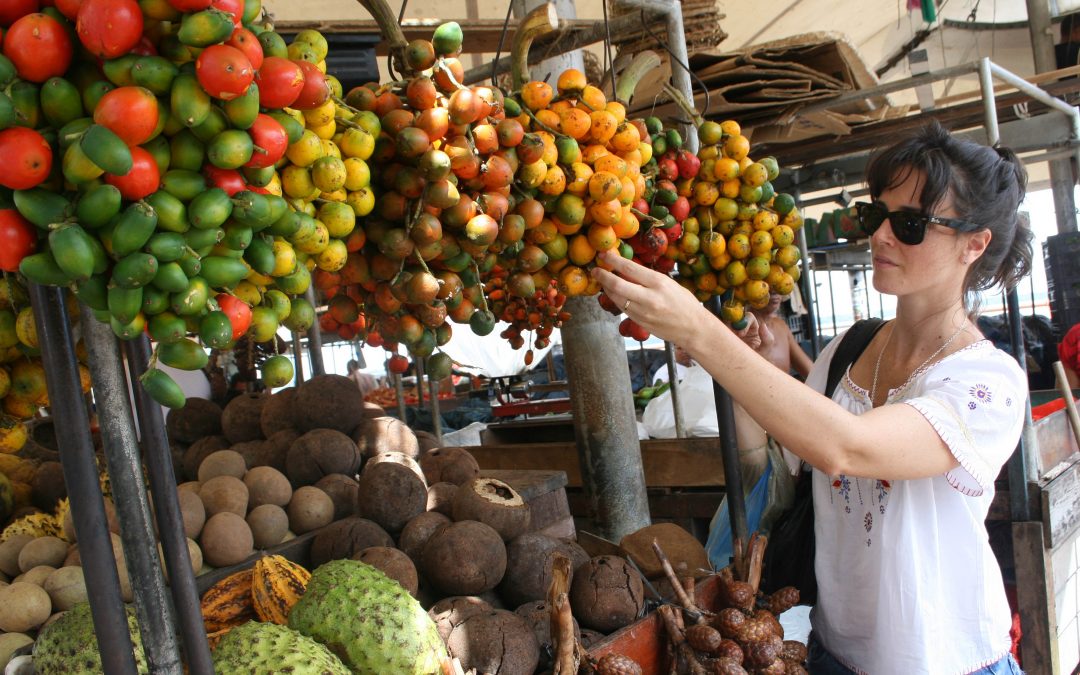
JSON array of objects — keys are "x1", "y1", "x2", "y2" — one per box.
[{"x1": 0, "y1": 0, "x2": 1077, "y2": 672}]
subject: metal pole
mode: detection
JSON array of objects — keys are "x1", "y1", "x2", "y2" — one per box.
[
  {"x1": 393, "y1": 372, "x2": 407, "y2": 421},
  {"x1": 1005, "y1": 289, "x2": 1037, "y2": 519},
  {"x1": 28, "y1": 284, "x2": 139, "y2": 675},
  {"x1": 797, "y1": 227, "x2": 821, "y2": 358},
  {"x1": 429, "y1": 377, "x2": 443, "y2": 444},
  {"x1": 292, "y1": 332, "x2": 305, "y2": 384},
  {"x1": 615, "y1": 0, "x2": 697, "y2": 151},
  {"x1": 562, "y1": 296, "x2": 651, "y2": 541},
  {"x1": 415, "y1": 357, "x2": 427, "y2": 411},
  {"x1": 705, "y1": 297, "x2": 748, "y2": 557},
  {"x1": 123, "y1": 337, "x2": 213, "y2": 674},
  {"x1": 664, "y1": 341, "x2": 686, "y2": 438},
  {"x1": 81, "y1": 312, "x2": 182, "y2": 674},
  {"x1": 304, "y1": 288, "x2": 325, "y2": 376}
]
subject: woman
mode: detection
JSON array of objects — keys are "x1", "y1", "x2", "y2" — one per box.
[{"x1": 593, "y1": 121, "x2": 1030, "y2": 674}]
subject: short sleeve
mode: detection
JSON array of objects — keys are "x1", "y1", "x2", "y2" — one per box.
[{"x1": 903, "y1": 348, "x2": 1027, "y2": 496}]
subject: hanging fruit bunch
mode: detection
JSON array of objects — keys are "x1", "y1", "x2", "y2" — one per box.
[
  {"x1": 659, "y1": 89, "x2": 802, "y2": 330},
  {"x1": 0, "y1": 0, "x2": 368, "y2": 408}
]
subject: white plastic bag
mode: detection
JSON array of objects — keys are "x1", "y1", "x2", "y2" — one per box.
[{"x1": 641, "y1": 365, "x2": 719, "y2": 438}]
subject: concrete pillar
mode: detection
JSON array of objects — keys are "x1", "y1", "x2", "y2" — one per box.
[{"x1": 561, "y1": 297, "x2": 651, "y2": 541}]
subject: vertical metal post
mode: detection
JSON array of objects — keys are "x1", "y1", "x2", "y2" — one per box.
[
  {"x1": 123, "y1": 337, "x2": 213, "y2": 674},
  {"x1": 393, "y1": 372, "x2": 408, "y2": 421},
  {"x1": 415, "y1": 357, "x2": 427, "y2": 411},
  {"x1": 706, "y1": 297, "x2": 748, "y2": 556},
  {"x1": 292, "y1": 332, "x2": 306, "y2": 384},
  {"x1": 304, "y1": 288, "x2": 325, "y2": 376},
  {"x1": 797, "y1": 227, "x2": 821, "y2": 357},
  {"x1": 562, "y1": 296, "x2": 651, "y2": 541},
  {"x1": 81, "y1": 313, "x2": 182, "y2": 674},
  {"x1": 429, "y1": 378, "x2": 443, "y2": 444},
  {"x1": 664, "y1": 0, "x2": 697, "y2": 152},
  {"x1": 664, "y1": 341, "x2": 686, "y2": 438},
  {"x1": 28, "y1": 283, "x2": 139, "y2": 675},
  {"x1": 978, "y1": 58, "x2": 1000, "y2": 146}
]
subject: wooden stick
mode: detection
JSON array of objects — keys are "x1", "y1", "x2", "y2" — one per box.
[
  {"x1": 747, "y1": 533, "x2": 767, "y2": 595},
  {"x1": 684, "y1": 576, "x2": 696, "y2": 606},
  {"x1": 657, "y1": 606, "x2": 707, "y2": 675},
  {"x1": 1053, "y1": 361, "x2": 1080, "y2": 451},
  {"x1": 652, "y1": 539, "x2": 706, "y2": 622},
  {"x1": 510, "y1": 4, "x2": 559, "y2": 90},
  {"x1": 733, "y1": 535, "x2": 748, "y2": 582},
  {"x1": 547, "y1": 554, "x2": 581, "y2": 675},
  {"x1": 353, "y1": 0, "x2": 407, "y2": 76}
]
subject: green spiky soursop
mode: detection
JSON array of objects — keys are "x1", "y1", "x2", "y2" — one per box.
[
  {"x1": 212, "y1": 621, "x2": 350, "y2": 674},
  {"x1": 288, "y1": 559, "x2": 447, "y2": 674},
  {"x1": 33, "y1": 602, "x2": 149, "y2": 674}
]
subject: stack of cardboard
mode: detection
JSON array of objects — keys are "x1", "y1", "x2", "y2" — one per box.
[{"x1": 629, "y1": 32, "x2": 909, "y2": 144}]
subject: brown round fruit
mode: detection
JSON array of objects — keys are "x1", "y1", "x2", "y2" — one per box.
[
  {"x1": 356, "y1": 452, "x2": 427, "y2": 533},
  {"x1": 451, "y1": 477, "x2": 530, "y2": 541},
  {"x1": 287, "y1": 486, "x2": 335, "y2": 534},
  {"x1": 199, "y1": 475, "x2": 249, "y2": 518},
  {"x1": 308, "y1": 516, "x2": 393, "y2": 568},
  {"x1": 244, "y1": 466, "x2": 293, "y2": 508},
  {"x1": 421, "y1": 520, "x2": 506, "y2": 595},
  {"x1": 198, "y1": 449, "x2": 248, "y2": 482},
  {"x1": 247, "y1": 503, "x2": 290, "y2": 549},
  {"x1": 569, "y1": 556, "x2": 645, "y2": 633},
  {"x1": 313, "y1": 473, "x2": 358, "y2": 520},
  {"x1": 221, "y1": 392, "x2": 269, "y2": 443},
  {"x1": 353, "y1": 546, "x2": 418, "y2": 596},
  {"x1": 293, "y1": 375, "x2": 365, "y2": 434},
  {"x1": 419, "y1": 446, "x2": 479, "y2": 485},
  {"x1": 286, "y1": 429, "x2": 361, "y2": 487},
  {"x1": 200, "y1": 512, "x2": 254, "y2": 567},
  {"x1": 398, "y1": 511, "x2": 451, "y2": 563},
  {"x1": 166, "y1": 397, "x2": 223, "y2": 444}
]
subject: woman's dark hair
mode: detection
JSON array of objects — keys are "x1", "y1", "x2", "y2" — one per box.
[{"x1": 865, "y1": 120, "x2": 1033, "y2": 305}]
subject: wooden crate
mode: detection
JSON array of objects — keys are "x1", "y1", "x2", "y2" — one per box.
[{"x1": 587, "y1": 575, "x2": 723, "y2": 672}]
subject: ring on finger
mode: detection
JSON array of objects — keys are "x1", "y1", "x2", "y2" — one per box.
[{"x1": 623, "y1": 298, "x2": 631, "y2": 312}]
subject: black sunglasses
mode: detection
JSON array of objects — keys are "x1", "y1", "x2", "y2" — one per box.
[{"x1": 854, "y1": 200, "x2": 983, "y2": 245}]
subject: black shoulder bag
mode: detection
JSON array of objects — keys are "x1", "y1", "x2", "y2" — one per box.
[{"x1": 759, "y1": 318, "x2": 886, "y2": 604}]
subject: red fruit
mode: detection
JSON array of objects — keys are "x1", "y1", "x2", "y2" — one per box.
[
  {"x1": 130, "y1": 35, "x2": 157, "y2": 56},
  {"x1": 54, "y1": 0, "x2": 84, "y2": 19},
  {"x1": 245, "y1": 113, "x2": 288, "y2": 169},
  {"x1": 658, "y1": 157, "x2": 678, "y2": 181},
  {"x1": 319, "y1": 312, "x2": 340, "y2": 333},
  {"x1": 209, "y1": 0, "x2": 242, "y2": 25},
  {"x1": 640, "y1": 226, "x2": 669, "y2": 259},
  {"x1": 77, "y1": 0, "x2": 142, "y2": 59},
  {"x1": 669, "y1": 196, "x2": 690, "y2": 223},
  {"x1": 2, "y1": 13, "x2": 71, "y2": 82},
  {"x1": 203, "y1": 165, "x2": 247, "y2": 196},
  {"x1": 0, "y1": 0, "x2": 39, "y2": 26},
  {"x1": 654, "y1": 256, "x2": 675, "y2": 274},
  {"x1": 290, "y1": 59, "x2": 329, "y2": 110},
  {"x1": 166, "y1": 0, "x2": 211, "y2": 9},
  {"x1": 663, "y1": 221, "x2": 683, "y2": 242},
  {"x1": 104, "y1": 146, "x2": 159, "y2": 200},
  {"x1": 255, "y1": 56, "x2": 304, "y2": 109},
  {"x1": 618, "y1": 317, "x2": 632, "y2": 337},
  {"x1": 631, "y1": 198, "x2": 649, "y2": 215},
  {"x1": 0, "y1": 127, "x2": 52, "y2": 190},
  {"x1": 216, "y1": 293, "x2": 252, "y2": 340},
  {"x1": 675, "y1": 148, "x2": 701, "y2": 179},
  {"x1": 0, "y1": 210, "x2": 37, "y2": 272},
  {"x1": 387, "y1": 354, "x2": 409, "y2": 374},
  {"x1": 93, "y1": 86, "x2": 159, "y2": 146},
  {"x1": 226, "y1": 26, "x2": 263, "y2": 71},
  {"x1": 196, "y1": 44, "x2": 254, "y2": 101},
  {"x1": 626, "y1": 319, "x2": 649, "y2": 342}
]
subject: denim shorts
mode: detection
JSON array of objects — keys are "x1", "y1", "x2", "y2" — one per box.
[{"x1": 806, "y1": 633, "x2": 1025, "y2": 674}]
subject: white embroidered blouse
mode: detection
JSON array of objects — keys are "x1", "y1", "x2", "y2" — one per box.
[{"x1": 805, "y1": 331, "x2": 1025, "y2": 675}]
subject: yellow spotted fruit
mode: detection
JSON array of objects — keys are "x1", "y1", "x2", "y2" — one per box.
[
  {"x1": 200, "y1": 568, "x2": 257, "y2": 633},
  {"x1": 252, "y1": 555, "x2": 311, "y2": 625}
]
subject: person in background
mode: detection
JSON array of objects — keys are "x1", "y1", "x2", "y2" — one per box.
[
  {"x1": 1059, "y1": 322, "x2": 1080, "y2": 388},
  {"x1": 347, "y1": 359, "x2": 378, "y2": 398},
  {"x1": 596, "y1": 121, "x2": 1030, "y2": 673},
  {"x1": 750, "y1": 292, "x2": 814, "y2": 379},
  {"x1": 651, "y1": 345, "x2": 693, "y2": 385}
]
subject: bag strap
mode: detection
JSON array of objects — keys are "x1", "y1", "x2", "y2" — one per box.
[{"x1": 824, "y1": 319, "x2": 887, "y2": 399}]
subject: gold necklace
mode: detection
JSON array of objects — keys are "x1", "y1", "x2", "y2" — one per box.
[{"x1": 870, "y1": 321, "x2": 966, "y2": 405}]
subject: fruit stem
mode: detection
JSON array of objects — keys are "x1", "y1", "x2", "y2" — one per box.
[
  {"x1": 332, "y1": 95, "x2": 360, "y2": 115},
  {"x1": 661, "y1": 83, "x2": 704, "y2": 128},
  {"x1": 510, "y1": 3, "x2": 559, "y2": 90},
  {"x1": 334, "y1": 116, "x2": 363, "y2": 130},
  {"x1": 473, "y1": 260, "x2": 491, "y2": 312},
  {"x1": 615, "y1": 50, "x2": 662, "y2": 105}
]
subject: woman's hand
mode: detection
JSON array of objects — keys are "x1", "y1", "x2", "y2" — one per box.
[{"x1": 590, "y1": 250, "x2": 714, "y2": 346}]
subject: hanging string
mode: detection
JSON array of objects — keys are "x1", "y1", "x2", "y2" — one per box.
[
  {"x1": 638, "y1": 9, "x2": 711, "y2": 119},
  {"x1": 602, "y1": 0, "x2": 616, "y2": 101},
  {"x1": 491, "y1": 0, "x2": 516, "y2": 87}
]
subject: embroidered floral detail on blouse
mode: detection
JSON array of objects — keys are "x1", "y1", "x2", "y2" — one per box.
[
  {"x1": 1006, "y1": 397, "x2": 1012, "y2": 407},
  {"x1": 832, "y1": 476, "x2": 852, "y2": 502},
  {"x1": 968, "y1": 401, "x2": 977, "y2": 410},
  {"x1": 969, "y1": 384, "x2": 992, "y2": 405},
  {"x1": 864, "y1": 512, "x2": 873, "y2": 532},
  {"x1": 943, "y1": 377, "x2": 951, "y2": 382}
]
